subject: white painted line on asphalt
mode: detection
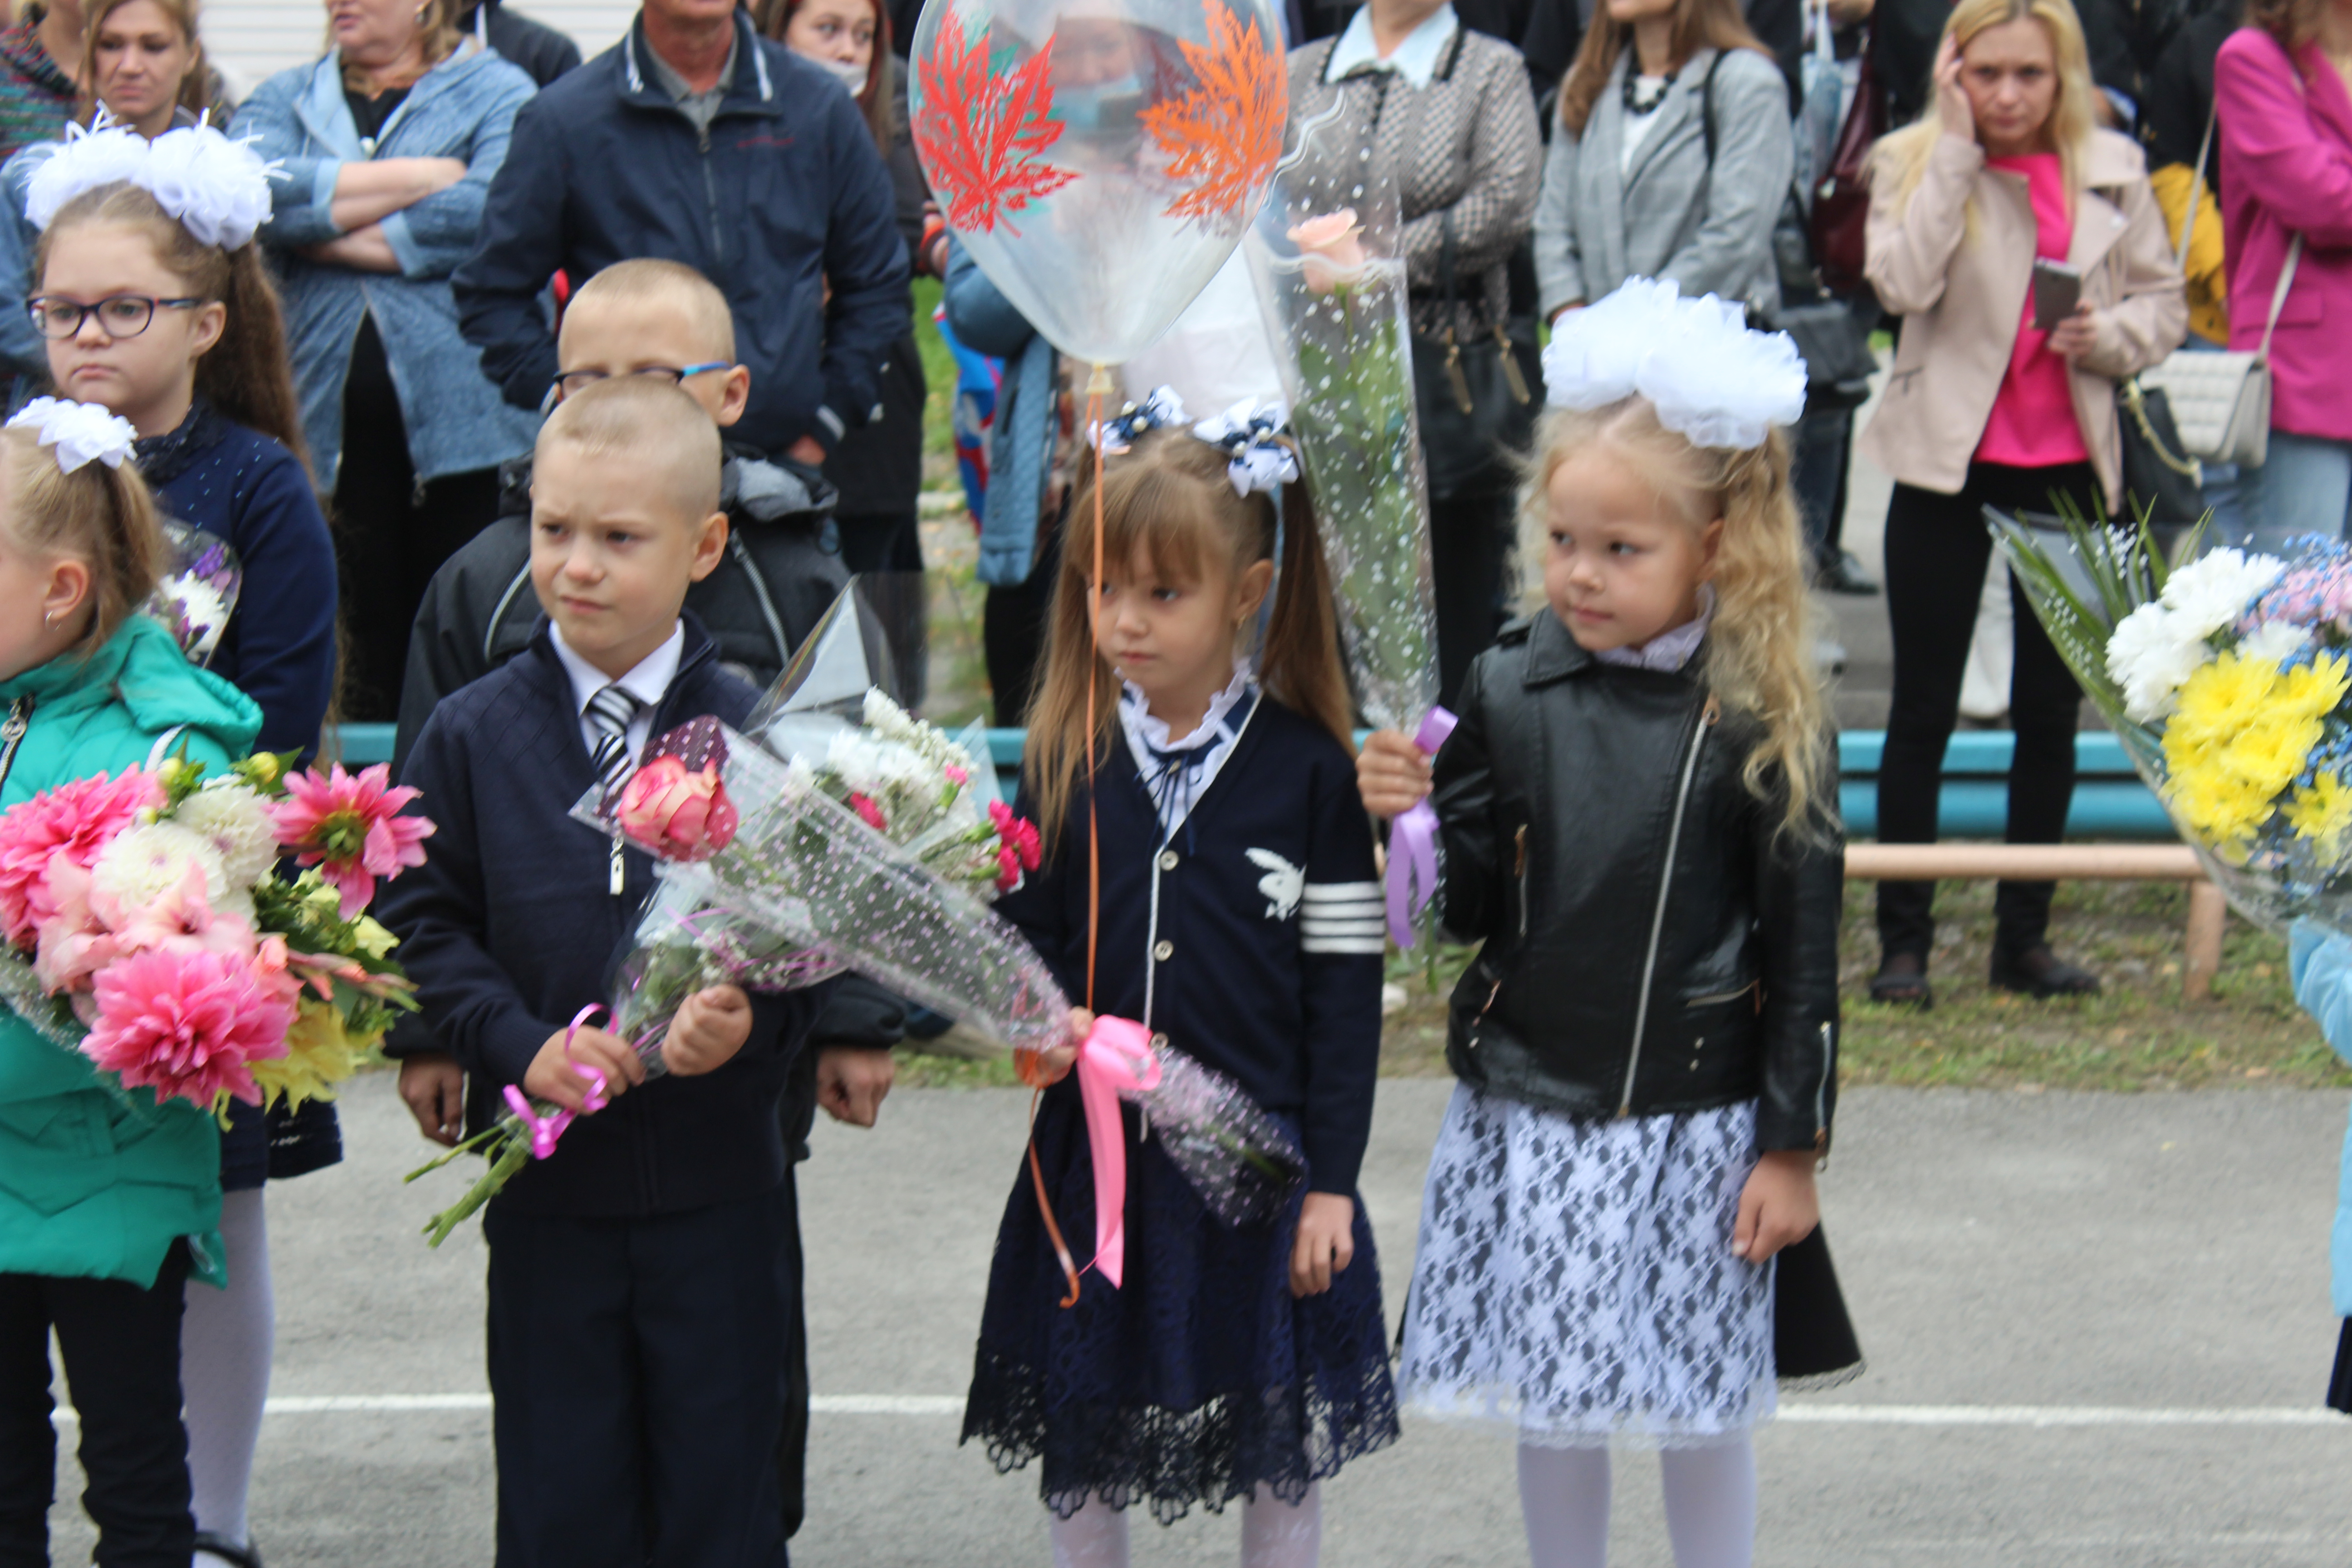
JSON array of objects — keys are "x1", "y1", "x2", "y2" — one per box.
[
  {"x1": 1779, "y1": 1403, "x2": 2349, "y2": 1428},
  {"x1": 47, "y1": 1396, "x2": 2352, "y2": 1428}
]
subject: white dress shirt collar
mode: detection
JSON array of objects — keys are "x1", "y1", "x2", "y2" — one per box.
[
  {"x1": 1324, "y1": 2, "x2": 1458, "y2": 88},
  {"x1": 549, "y1": 621, "x2": 686, "y2": 766}
]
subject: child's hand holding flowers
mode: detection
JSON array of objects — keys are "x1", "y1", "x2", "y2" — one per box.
[
  {"x1": 1355, "y1": 729, "x2": 1433, "y2": 820},
  {"x1": 524, "y1": 1020, "x2": 645, "y2": 1112},
  {"x1": 659, "y1": 984, "x2": 753, "y2": 1076}
]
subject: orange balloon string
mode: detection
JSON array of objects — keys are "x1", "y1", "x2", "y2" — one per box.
[{"x1": 1012, "y1": 370, "x2": 1115, "y2": 1313}]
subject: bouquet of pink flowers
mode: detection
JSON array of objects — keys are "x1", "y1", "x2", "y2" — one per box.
[
  {"x1": 406, "y1": 700, "x2": 1047, "y2": 1245},
  {"x1": 0, "y1": 750, "x2": 431, "y2": 1115}
]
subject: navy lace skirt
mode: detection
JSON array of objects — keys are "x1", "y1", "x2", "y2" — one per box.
[{"x1": 961, "y1": 1090, "x2": 1399, "y2": 1523}]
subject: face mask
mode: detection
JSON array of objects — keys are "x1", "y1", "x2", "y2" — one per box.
[
  {"x1": 1053, "y1": 72, "x2": 1143, "y2": 132},
  {"x1": 794, "y1": 49, "x2": 868, "y2": 93}
]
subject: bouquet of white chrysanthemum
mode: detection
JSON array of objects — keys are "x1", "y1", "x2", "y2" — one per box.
[{"x1": 1997, "y1": 512, "x2": 2352, "y2": 931}]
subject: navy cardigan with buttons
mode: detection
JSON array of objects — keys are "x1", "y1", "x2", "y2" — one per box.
[{"x1": 995, "y1": 695, "x2": 1386, "y2": 1195}]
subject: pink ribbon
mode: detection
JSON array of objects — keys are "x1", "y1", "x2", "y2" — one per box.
[
  {"x1": 1385, "y1": 707, "x2": 1458, "y2": 949},
  {"x1": 501, "y1": 1005, "x2": 612, "y2": 1160},
  {"x1": 1076, "y1": 1015, "x2": 1164, "y2": 1289}
]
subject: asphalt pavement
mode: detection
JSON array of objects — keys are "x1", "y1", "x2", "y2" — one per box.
[{"x1": 42, "y1": 1071, "x2": 2352, "y2": 1568}]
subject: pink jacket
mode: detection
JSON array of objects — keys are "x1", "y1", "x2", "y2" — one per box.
[{"x1": 2215, "y1": 28, "x2": 2352, "y2": 443}]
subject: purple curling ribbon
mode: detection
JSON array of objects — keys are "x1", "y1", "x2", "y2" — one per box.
[
  {"x1": 501, "y1": 1005, "x2": 612, "y2": 1159},
  {"x1": 1384, "y1": 707, "x2": 1457, "y2": 949}
]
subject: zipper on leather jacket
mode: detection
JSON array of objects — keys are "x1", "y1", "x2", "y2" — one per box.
[
  {"x1": 1513, "y1": 824, "x2": 1529, "y2": 940},
  {"x1": 1618, "y1": 693, "x2": 1720, "y2": 1117}
]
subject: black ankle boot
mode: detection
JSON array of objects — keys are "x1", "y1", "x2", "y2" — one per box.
[
  {"x1": 1870, "y1": 951, "x2": 1932, "y2": 1009},
  {"x1": 1989, "y1": 944, "x2": 2101, "y2": 998}
]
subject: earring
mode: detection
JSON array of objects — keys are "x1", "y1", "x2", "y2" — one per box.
[{"x1": 40, "y1": 611, "x2": 52, "y2": 629}]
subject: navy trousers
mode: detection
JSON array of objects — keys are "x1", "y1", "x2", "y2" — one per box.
[{"x1": 485, "y1": 1187, "x2": 797, "y2": 1568}]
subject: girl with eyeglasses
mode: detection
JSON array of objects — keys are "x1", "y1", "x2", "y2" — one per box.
[{"x1": 27, "y1": 128, "x2": 334, "y2": 1568}]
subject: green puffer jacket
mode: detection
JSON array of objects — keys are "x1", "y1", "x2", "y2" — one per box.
[{"x1": 0, "y1": 616, "x2": 261, "y2": 1289}]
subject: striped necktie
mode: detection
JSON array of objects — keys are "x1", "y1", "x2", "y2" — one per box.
[{"x1": 585, "y1": 683, "x2": 643, "y2": 792}]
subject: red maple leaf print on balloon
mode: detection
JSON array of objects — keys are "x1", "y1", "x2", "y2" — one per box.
[
  {"x1": 914, "y1": 10, "x2": 1078, "y2": 235},
  {"x1": 1138, "y1": 5, "x2": 1284, "y2": 224}
]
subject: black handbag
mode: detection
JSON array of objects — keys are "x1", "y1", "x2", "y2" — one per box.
[
  {"x1": 2117, "y1": 376, "x2": 2206, "y2": 527},
  {"x1": 1411, "y1": 213, "x2": 1543, "y2": 504}
]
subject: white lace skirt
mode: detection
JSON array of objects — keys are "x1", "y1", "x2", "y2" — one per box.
[{"x1": 1396, "y1": 1083, "x2": 1776, "y2": 1449}]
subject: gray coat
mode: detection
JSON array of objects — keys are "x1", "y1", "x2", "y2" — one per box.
[
  {"x1": 1533, "y1": 45, "x2": 1793, "y2": 319},
  {"x1": 1286, "y1": 28, "x2": 1541, "y2": 340}
]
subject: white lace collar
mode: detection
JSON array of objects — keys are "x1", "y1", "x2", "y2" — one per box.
[{"x1": 1120, "y1": 660, "x2": 1259, "y2": 840}]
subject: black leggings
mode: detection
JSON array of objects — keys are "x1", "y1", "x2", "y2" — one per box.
[
  {"x1": 0, "y1": 1245, "x2": 192, "y2": 1568},
  {"x1": 1430, "y1": 487, "x2": 1517, "y2": 712},
  {"x1": 1877, "y1": 461, "x2": 2097, "y2": 960},
  {"x1": 334, "y1": 315, "x2": 501, "y2": 722}
]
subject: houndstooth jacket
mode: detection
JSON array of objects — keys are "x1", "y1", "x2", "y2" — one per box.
[{"x1": 1286, "y1": 26, "x2": 1543, "y2": 341}]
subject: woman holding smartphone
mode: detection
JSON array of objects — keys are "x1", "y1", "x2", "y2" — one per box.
[{"x1": 1859, "y1": 0, "x2": 2182, "y2": 1009}]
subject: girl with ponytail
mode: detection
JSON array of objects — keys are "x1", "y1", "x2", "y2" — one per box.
[
  {"x1": 965, "y1": 394, "x2": 1398, "y2": 1566},
  {"x1": 22, "y1": 119, "x2": 333, "y2": 1568}
]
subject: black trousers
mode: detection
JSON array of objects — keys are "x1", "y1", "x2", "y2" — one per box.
[
  {"x1": 1430, "y1": 486, "x2": 1517, "y2": 711},
  {"x1": 485, "y1": 1189, "x2": 796, "y2": 1568},
  {"x1": 1877, "y1": 460, "x2": 2097, "y2": 958},
  {"x1": 335, "y1": 316, "x2": 501, "y2": 722},
  {"x1": 774, "y1": 1160, "x2": 808, "y2": 1540},
  {"x1": 0, "y1": 1245, "x2": 192, "y2": 1568},
  {"x1": 835, "y1": 511, "x2": 928, "y2": 712}
]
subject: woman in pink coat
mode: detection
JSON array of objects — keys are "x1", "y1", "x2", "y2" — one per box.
[{"x1": 2215, "y1": 0, "x2": 2352, "y2": 552}]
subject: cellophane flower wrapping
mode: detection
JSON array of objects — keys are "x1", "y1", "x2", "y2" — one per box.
[
  {"x1": 577, "y1": 717, "x2": 1307, "y2": 1228},
  {"x1": 148, "y1": 520, "x2": 241, "y2": 667},
  {"x1": 1994, "y1": 512, "x2": 2352, "y2": 931},
  {"x1": 0, "y1": 750, "x2": 424, "y2": 1119},
  {"x1": 1242, "y1": 115, "x2": 1439, "y2": 735}
]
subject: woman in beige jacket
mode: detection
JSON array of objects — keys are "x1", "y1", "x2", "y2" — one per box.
[{"x1": 1859, "y1": 0, "x2": 2184, "y2": 1008}]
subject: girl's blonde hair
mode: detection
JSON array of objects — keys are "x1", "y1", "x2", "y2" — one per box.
[
  {"x1": 1025, "y1": 429, "x2": 1352, "y2": 851},
  {"x1": 37, "y1": 182, "x2": 312, "y2": 475},
  {"x1": 1870, "y1": 0, "x2": 2099, "y2": 216},
  {"x1": 0, "y1": 427, "x2": 167, "y2": 656},
  {"x1": 1520, "y1": 399, "x2": 1832, "y2": 839}
]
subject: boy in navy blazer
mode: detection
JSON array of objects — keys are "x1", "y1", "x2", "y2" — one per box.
[{"x1": 380, "y1": 377, "x2": 823, "y2": 1567}]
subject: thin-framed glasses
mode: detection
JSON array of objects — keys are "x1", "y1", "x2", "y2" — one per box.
[
  {"x1": 27, "y1": 294, "x2": 203, "y2": 340},
  {"x1": 552, "y1": 362, "x2": 732, "y2": 399}
]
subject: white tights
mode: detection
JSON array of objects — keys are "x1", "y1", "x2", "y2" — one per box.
[
  {"x1": 183, "y1": 1188, "x2": 274, "y2": 1564},
  {"x1": 1047, "y1": 1483, "x2": 1323, "y2": 1568},
  {"x1": 1516, "y1": 1439, "x2": 1756, "y2": 1568}
]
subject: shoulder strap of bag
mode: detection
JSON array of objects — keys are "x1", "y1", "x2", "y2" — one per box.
[
  {"x1": 1700, "y1": 47, "x2": 1726, "y2": 167},
  {"x1": 2178, "y1": 102, "x2": 2215, "y2": 264},
  {"x1": 2258, "y1": 233, "x2": 2305, "y2": 363}
]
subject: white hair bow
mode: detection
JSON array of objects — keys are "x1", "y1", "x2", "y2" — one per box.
[
  {"x1": 1191, "y1": 399, "x2": 1298, "y2": 497},
  {"x1": 9, "y1": 397, "x2": 138, "y2": 474},
  {"x1": 24, "y1": 110, "x2": 280, "y2": 251},
  {"x1": 1541, "y1": 278, "x2": 1808, "y2": 450}
]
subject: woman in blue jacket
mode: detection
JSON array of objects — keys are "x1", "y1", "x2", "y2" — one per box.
[
  {"x1": 231, "y1": 0, "x2": 539, "y2": 722},
  {"x1": 2288, "y1": 921, "x2": 2352, "y2": 1412}
]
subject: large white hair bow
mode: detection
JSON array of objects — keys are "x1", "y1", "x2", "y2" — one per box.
[
  {"x1": 1540, "y1": 278, "x2": 1808, "y2": 450},
  {"x1": 9, "y1": 397, "x2": 138, "y2": 473},
  {"x1": 24, "y1": 111, "x2": 279, "y2": 251}
]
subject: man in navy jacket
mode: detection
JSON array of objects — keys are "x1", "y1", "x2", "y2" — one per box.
[{"x1": 452, "y1": 0, "x2": 910, "y2": 465}]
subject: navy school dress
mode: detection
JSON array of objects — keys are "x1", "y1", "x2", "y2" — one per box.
[
  {"x1": 964, "y1": 681, "x2": 1400, "y2": 1522},
  {"x1": 136, "y1": 400, "x2": 343, "y2": 1190}
]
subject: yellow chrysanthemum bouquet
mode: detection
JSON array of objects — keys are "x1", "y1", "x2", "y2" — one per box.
[{"x1": 1996, "y1": 512, "x2": 2352, "y2": 924}]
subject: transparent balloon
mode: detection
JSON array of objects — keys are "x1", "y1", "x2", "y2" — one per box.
[
  {"x1": 909, "y1": 0, "x2": 1289, "y2": 368},
  {"x1": 1242, "y1": 106, "x2": 1439, "y2": 735}
]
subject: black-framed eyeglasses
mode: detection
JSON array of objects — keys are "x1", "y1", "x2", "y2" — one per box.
[
  {"x1": 27, "y1": 294, "x2": 204, "y2": 340},
  {"x1": 552, "y1": 362, "x2": 732, "y2": 398}
]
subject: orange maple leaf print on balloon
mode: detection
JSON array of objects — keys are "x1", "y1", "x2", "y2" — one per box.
[
  {"x1": 1138, "y1": 5, "x2": 1285, "y2": 224},
  {"x1": 914, "y1": 10, "x2": 1079, "y2": 235}
]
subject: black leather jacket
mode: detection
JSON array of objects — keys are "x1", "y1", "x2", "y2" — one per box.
[{"x1": 1431, "y1": 612, "x2": 1842, "y2": 1152}]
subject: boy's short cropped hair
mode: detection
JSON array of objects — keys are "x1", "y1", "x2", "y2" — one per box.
[
  {"x1": 536, "y1": 377, "x2": 724, "y2": 521},
  {"x1": 566, "y1": 258, "x2": 737, "y2": 361}
]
